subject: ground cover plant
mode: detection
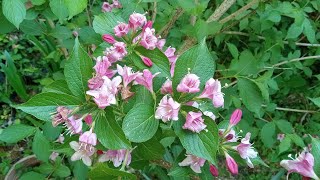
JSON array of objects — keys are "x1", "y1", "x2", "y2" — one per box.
[{"x1": 1, "y1": 0, "x2": 320, "y2": 179}]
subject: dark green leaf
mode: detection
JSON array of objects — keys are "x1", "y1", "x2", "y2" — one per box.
[
  {"x1": 312, "y1": 137, "x2": 320, "y2": 177},
  {"x1": 134, "y1": 136, "x2": 165, "y2": 160},
  {"x1": 20, "y1": 171, "x2": 46, "y2": 180},
  {"x1": 53, "y1": 164, "x2": 71, "y2": 178},
  {"x1": 89, "y1": 163, "x2": 137, "y2": 179},
  {"x1": 260, "y1": 122, "x2": 276, "y2": 148},
  {"x1": 0, "y1": 124, "x2": 36, "y2": 143},
  {"x1": 93, "y1": 13, "x2": 124, "y2": 35},
  {"x1": 275, "y1": 120, "x2": 293, "y2": 134},
  {"x1": 32, "y1": 130, "x2": 51, "y2": 162},
  {"x1": 278, "y1": 136, "x2": 291, "y2": 154},
  {"x1": 42, "y1": 80, "x2": 73, "y2": 95},
  {"x1": 20, "y1": 20, "x2": 46, "y2": 35}
]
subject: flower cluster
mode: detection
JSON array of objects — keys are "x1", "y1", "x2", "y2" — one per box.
[{"x1": 101, "y1": 0, "x2": 122, "y2": 12}]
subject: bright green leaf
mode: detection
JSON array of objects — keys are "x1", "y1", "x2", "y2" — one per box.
[
  {"x1": 64, "y1": 0, "x2": 87, "y2": 19},
  {"x1": 2, "y1": 0, "x2": 26, "y2": 28},
  {"x1": 93, "y1": 13, "x2": 124, "y2": 35},
  {"x1": 0, "y1": 124, "x2": 36, "y2": 143}
]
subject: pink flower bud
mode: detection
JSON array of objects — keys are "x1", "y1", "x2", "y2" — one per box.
[
  {"x1": 229, "y1": 109, "x2": 242, "y2": 126},
  {"x1": 102, "y1": 34, "x2": 116, "y2": 44},
  {"x1": 225, "y1": 153, "x2": 238, "y2": 175},
  {"x1": 102, "y1": 2, "x2": 113, "y2": 12},
  {"x1": 141, "y1": 56, "x2": 153, "y2": 67},
  {"x1": 209, "y1": 165, "x2": 219, "y2": 177},
  {"x1": 84, "y1": 115, "x2": 93, "y2": 125},
  {"x1": 142, "y1": 20, "x2": 153, "y2": 31}
]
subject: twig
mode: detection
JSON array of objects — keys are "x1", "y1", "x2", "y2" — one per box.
[
  {"x1": 206, "y1": 0, "x2": 237, "y2": 23},
  {"x1": 222, "y1": 31, "x2": 320, "y2": 47},
  {"x1": 157, "y1": 8, "x2": 184, "y2": 38},
  {"x1": 219, "y1": 0, "x2": 260, "y2": 24},
  {"x1": 152, "y1": 1, "x2": 157, "y2": 22},
  {"x1": 273, "y1": 55, "x2": 320, "y2": 67},
  {"x1": 261, "y1": 105, "x2": 318, "y2": 114}
]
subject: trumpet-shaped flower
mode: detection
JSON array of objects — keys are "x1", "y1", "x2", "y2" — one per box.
[
  {"x1": 155, "y1": 95, "x2": 180, "y2": 122},
  {"x1": 98, "y1": 149, "x2": 131, "y2": 167},
  {"x1": 178, "y1": 154, "x2": 206, "y2": 173},
  {"x1": 182, "y1": 111, "x2": 206, "y2": 133},
  {"x1": 177, "y1": 73, "x2": 200, "y2": 93}
]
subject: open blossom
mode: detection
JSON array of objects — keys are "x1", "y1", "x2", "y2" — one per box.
[
  {"x1": 70, "y1": 129, "x2": 97, "y2": 166},
  {"x1": 155, "y1": 95, "x2": 180, "y2": 122},
  {"x1": 160, "y1": 79, "x2": 173, "y2": 95},
  {"x1": 112, "y1": 0, "x2": 122, "y2": 8},
  {"x1": 88, "y1": 75, "x2": 104, "y2": 90},
  {"x1": 277, "y1": 133, "x2": 285, "y2": 142},
  {"x1": 234, "y1": 133, "x2": 258, "y2": 168},
  {"x1": 94, "y1": 56, "x2": 111, "y2": 76},
  {"x1": 199, "y1": 78, "x2": 224, "y2": 108},
  {"x1": 225, "y1": 152, "x2": 238, "y2": 175},
  {"x1": 50, "y1": 152, "x2": 59, "y2": 161},
  {"x1": 65, "y1": 116, "x2": 83, "y2": 135},
  {"x1": 117, "y1": 65, "x2": 140, "y2": 87},
  {"x1": 102, "y1": 2, "x2": 112, "y2": 12},
  {"x1": 177, "y1": 73, "x2": 200, "y2": 93},
  {"x1": 134, "y1": 69, "x2": 160, "y2": 93},
  {"x1": 104, "y1": 42, "x2": 127, "y2": 63},
  {"x1": 178, "y1": 154, "x2": 206, "y2": 173},
  {"x1": 98, "y1": 149, "x2": 131, "y2": 167},
  {"x1": 164, "y1": 47, "x2": 177, "y2": 63},
  {"x1": 229, "y1": 109, "x2": 242, "y2": 126},
  {"x1": 86, "y1": 76, "x2": 122, "y2": 109},
  {"x1": 219, "y1": 129, "x2": 238, "y2": 142},
  {"x1": 128, "y1": 12, "x2": 147, "y2": 30},
  {"x1": 140, "y1": 27, "x2": 158, "y2": 50},
  {"x1": 102, "y1": 34, "x2": 116, "y2": 44},
  {"x1": 210, "y1": 164, "x2": 219, "y2": 177},
  {"x1": 114, "y1": 22, "x2": 129, "y2": 37},
  {"x1": 52, "y1": 106, "x2": 71, "y2": 127},
  {"x1": 203, "y1": 111, "x2": 216, "y2": 120},
  {"x1": 183, "y1": 112, "x2": 206, "y2": 133},
  {"x1": 157, "y1": 39, "x2": 166, "y2": 50},
  {"x1": 280, "y1": 150, "x2": 319, "y2": 180}
]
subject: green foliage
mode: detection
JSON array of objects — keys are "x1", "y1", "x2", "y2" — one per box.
[
  {"x1": 2, "y1": 0, "x2": 26, "y2": 28},
  {"x1": 32, "y1": 130, "x2": 51, "y2": 162},
  {"x1": 0, "y1": 124, "x2": 36, "y2": 143},
  {"x1": 89, "y1": 163, "x2": 137, "y2": 179}
]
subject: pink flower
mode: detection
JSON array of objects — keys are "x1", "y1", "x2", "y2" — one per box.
[
  {"x1": 94, "y1": 56, "x2": 111, "y2": 76},
  {"x1": 229, "y1": 109, "x2": 242, "y2": 126},
  {"x1": 203, "y1": 111, "x2": 216, "y2": 120},
  {"x1": 98, "y1": 149, "x2": 131, "y2": 167},
  {"x1": 155, "y1": 95, "x2": 180, "y2": 122},
  {"x1": 164, "y1": 47, "x2": 177, "y2": 64},
  {"x1": 177, "y1": 73, "x2": 200, "y2": 93},
  {"x1": 88, "y1": 75, "x2": 104, "y2": 90},
  {"x1": 280, "y1": 150, "x2": 319, "y2": 179},
  {"x1": 70, "y1": 129, "x2": 97, "y2": 166},
  {"x1": 117, "y1": 65, "x2": 140, "y2": 87},
  {"x1": 183, "y1": 112, "x2": 206, "y2": 133},
  {"x1": 141, "y1": 56, "x2": 153, "y2": 67},
  {"x1": 160, "y1": 79, "x2": 173, "y2": 95},
  {"x1": 277, "y1": 133, "x2": 285, "y2": 142},
  {"x1": 102, "y1": 2, "x2": 113, "y2": 12},
  {"x1": 50, "y1": 152, "x2": 59, "y2": 161},
  {"x1": 86, "y1": 76, "x2": 122, "y2": 109},
  {"x1": 128, "y1": 12, "x2": 147, "y2": 30},
  {"x1": 112, "y1": 0, "x2": 122, "y2": 8},
  {"x1": 234, "y1": 133, "x2": 258, "y2": 168},
  {"x1": 170, "y1": 61, "x2": 176, "y2": 77},
  {"x1": 140, "y1": 27, "x2": 158, "y2": 50},
  {"x1": 55, "y1": 134, "x2": 65, "y2": 144},
  {"x1": 157, "y1": 39, "x2": 166, "y2": 50},
  {"x1": 142, "y1": 20, "x2": 153, "y2": 31},
  {"x1": 114, "y1": 22, "x2": 129, "y2": 37},
  {"x1": 178, "y1": 154, "x2": 206, "y2": 173},
  {"x1": 84, "y1": 115, "x2": 93, "y2": 125},
  {"x1": 198, "y1": 78, "x2": 224, "y2": 108},
  {"x1": 134, "y1": 69, "x2": 160, "y2": 93},
  {"x1": 210, "y1": 164, "x2": 219, "y2": 177},
  {"x1": 219, "y1": 129, "x2": 238, "y2": 142},
  {"x1": 51, "y1": 106, "x2": 71, "y2": 127},
  {"x1": 225, "y1": 153, "x2": 238, "y2": 175},
  {"x1": 104, "y1": 42, "x2": 127, "y2": 63},
  {"x1": 185, "y1": 101, "x2": 199, "y2": 108},
  {"x1": 102, "y1": 34, "x2": 116, "y2": 44},
  {"x1": 65, "y1": 116, "x2": 83, "y2": 135}
]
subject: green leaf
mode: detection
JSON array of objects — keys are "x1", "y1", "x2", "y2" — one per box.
[
  {"x1": 35, "y1": 163, "x2": 54, "y2": 174},
  {"x1": 50, "y1": 25, "x2": 72, "y2": 40},
  {"x1": 43, "y1": 80, "x2": 73, "y2": 95},
  {"x1": 311, "y1": 137, "x2": 320, "y2": 177},
  {"x1": 287, "y1": 134, "x2": 305, "y2": 147},
  {"x1": 2, "y1": 0, "x2": 26, "y2": 28},
  {"x1": 172, "y1": 38, "x2": 215, "y2": 100},
  {"x1": 0, "y1": 124, "x2": 36, "y2": 143},
  {"x1": 122, "y1": 103, "x2": 159, "y2": 143},
  {"x1": 227, "y1": 43, "x2": 239, "y2": 59},
  {"x1": 94, "y1": 109, "x2": 131, "y2": 150},
  {"x1": 309, "y1": 97, "x2": 320, "y2": 108},
  {"x1": 135, "y1": 47, "x2": 171, "y2": 78},
  {"x1": 237, "y1": 77, "x2": 263, "y2": 115},
  {"x1": 275, "y1": 120, "x2": 293, "y2": 133},
  {"x1": 89, "y1": 163, "x2": 137, "y2": 179},
  {"x1": 20, "y1": 20, "x2": 46, "y2": 35},
  {"x1": 31, "y1": 0, "x2": 46, "y2": 5},
  {"x1": 93, "y1": 13, "x2": 125, "y2": 35},
  {"x1": 64, "y1": 0, "x2": 87, "y2": 19},
  {"x1": 134, "y1": 136, "x2": 165, "y2": 160},
  {"x1": 303, "y1": 19, "x2": 315, "y2": 43},
  {"x1": 229, "y1": 50, "x2": 259, "y2": 76},
  {"x1": 286, "y1": 23, "x2": 303, "y2": 39},
  {"x1": 260, "y1": 122, "x2": 276, "y2": 148},
  {"x1": 0, "y1": 8, "x2": 16, "y2": 34},
  {"x1": 16, "y1": 92, "x2": 81, "y2": 121},
  {"x1": 64, "y1": 38, "x2": 93, "y2": 101},
  {"x1": 78, "y1": 26, "x2": 102, "y2": 45},
  {"x1": 32, "y1": 130, "x2": 51, "y2": 162},
  {"x1": 49, "y1": 0, "x2": 69, "y2": 22},
  {"x1": 0, "y1": 51, "x2": 29, "y2": 101},
  {"x1": 42, "y1": 122, "x2": 62, "y2": 141},
  {"x1": 54, "y1": 164, "x2": 71, "y2": 178},
  {"x1": 20, "y1": 171, "x2": 46, "y2": 180},
  {"x1": 173, "y1": 116, "x2": 219, "y2": 165},
  {"x1": 73, "y1": 161, "x2": 89, "y2": 180},
  {"x1": 278, "y1": 136, "x2": 291, "y2": 154}
]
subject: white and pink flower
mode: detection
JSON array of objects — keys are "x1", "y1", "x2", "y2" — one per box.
[
  {"x1": 182, "y1": 111, "x2": 206, "y2": 133},
  {"x1": 65, "y1": 116, "x2": 83, "y2": 135},
  {"x1": 155, "y1": 95, "x2": 180, "y2": 122},
  {"x1": 178, "y1": 154, "x2": 206, "y2": 173},
  {"x1": 160, "y1": 79, "x2": 173, "y2": 95},
  {"x1": 177, "y1": 73, "x2": 200, "y2": 93},
  {"x1": 128, "y1": 12, "x2": 147, "y2": 30},
  {"x1": 234, "y1": 132, "x2": 258, "y2": 168},
  {"x1": 114, "y1": 22, "x2": 129, "y2": 37},
  {"x1": 140, "y1": 27, "x2": 158, "y2": 50},
  {"x1": 134, "y1": 69, "x2": 160, "y2": 93},
  {"x1": 199, "y1": 78, "x2": 224, "y2": 108},
  {"x1": 98, "y1": 149, "x2": 131, "y2": 167}
]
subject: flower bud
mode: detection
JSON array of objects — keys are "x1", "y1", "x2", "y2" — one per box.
[
  {"x1": 102, "y1": 34, "x2": 116, "y2": 44},
  {"x1": 229, "y1": 109, "x2": 242, "y2": 126},
  {"x1": 209, "y1": 164, "x2": 219, "y2": 177},
  {"x1": 141, "y1": 56, "x2": 153, "y2": 67},
  {"x1": 225, "y1": 153, "x2": 238, "y2": 175},
  {"x1": 142, "y1": 20, "x2": 153, "y2": 31}
]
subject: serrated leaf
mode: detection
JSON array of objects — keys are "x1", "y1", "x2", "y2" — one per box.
[
  {"x1": 93, "y1": 13, "x2": 125, "y2": 35},
  {"x1": 16, "y1": 92, "x2": 81, "y2": 121},
  {"x1": 64, "y1": 38, "x2": 93, "y2": 101},
  {"x1": 229, "y1": 50, "x2": 259, "y2": 76},
  {"x1": 2, "y1": 0, "x2": 26, "y2": 28},
  {"x1": 278, "y1": 136, "x2": 291, "y2": 154},
  {"x1": 312, "y1": 137, "x2": 320, "y2": 177},
  {"x1": 275, "y1": 120, "x2": 293, "y2": 134},
  {"x1": 49, "y1": 0, "x2": 69, "y2": 22},
  {"x1": 134, "y1": 136, "x2": 165, "y2": 160},
  {"x1": 260, "y1": 122, "x2": 276, "y2": 148},
  {"x1": 64, "y1": 0, "x2": 87, "y2": 19},
  {"x1": 94, "y1": 109, "x2": 131, "y2": 150},
  {"x1": 32, "y1": 130, "x2": 51, "y2": 162},
  {"x1": 0, "y1": 124, "x2": 36, "y2": 143},
  {"x1": 286, "y1": 23, "x2": 303, "y2": 39},
  {"x1": 43, "y1": 80, "x2": 73, "y2": 95}
]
